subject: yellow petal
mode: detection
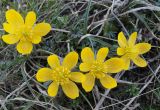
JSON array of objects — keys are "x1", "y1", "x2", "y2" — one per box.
[
  {"x1": 79, "y1": 63, "x2": 91, "y2": 72},
  {"x1": 82, "y1": 73, "x2": 95, "y2": 92},
  {"x1": 31, "y1": 36, "x2": 41, "y2": 44},
  {"x1": 100, "y1": 75, "x2": 117, "y2": 89},
  {"x1": 6, "y1": 9, "x2": 24, "y2": 26},
  {"x1": 81, "y1": 47, "x2": 95, "y2": 63},
  {"x1": 104, "y1": 58, "x2": 125, "y2": 73},
  {"x1": 128, "y1": 32, "x2": 137, "y2": 47},
  {"x1": 131, "y1": 56, "x2": 147, "y2": 67},
  {"x1": 16, "y1": 41, "x2": 33, "y2": 54},
  {"x1": 2, "y1": 34, "x2": 20, "y2": 44},
  {"x1": 25, "y1": 11, "x2": 36, "y2": 26},
  {"x1": 47, "y1": 55, "x2": 60, "y2": 69},
  {"x1": 96, "y1": 47, "x2": 109, "y2": 62},
  {"x1": 95, "y1": 72, "x2": 105, "y2": 79},
  {"x1": 118, "y1": 32, "x2": 127, "y2": 47},
  {"x1": 48, "y1": 82, "x2": 59, "y2": 97},
  {"x1": 62, "y1": 52, "x2": 78, "y2": 70},
  {"x1": 36, "y1": 68, "x2": 53, "y2": 82},
  {"x1": 62, "y1": 81, "x2": 79, "y2": 99},
  {"x1": 3, "y1": 23, "x2": 15, "y2": 34},
  {"x1": 117, "y1": 47, "x2": 125, "y2": 56},
  {"x1": 32, "y1": 23, "x2": 51, "y2": 36},
  {"x1": 70, "y1": 72, "x2": 85, "y2": 83},
  {"x1": 121, "y1": 55, "x2": 130, "y2": 70},
  {"x1": 134, "y1": 43, "x2": 151, "y2": 54}
]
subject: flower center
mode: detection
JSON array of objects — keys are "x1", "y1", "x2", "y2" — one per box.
[
  {"x1": 124, "y1": 47, "x2": 138, "y2": 58},
  {"x1": 125, "y1": 47, "x2": 133, "y2": 53},
  {"x1": 90, "y1": 61, "x2": 105, "y2": 78},
  {"x1": 52, "y1": 66, "x2": 71, "y2": 85},
  {"x1": 17, "y1": 25, "x2": 33, "y2": 42}
]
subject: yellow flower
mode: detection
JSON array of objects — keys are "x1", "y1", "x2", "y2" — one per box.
[
  {"x1": 117, "y1": 32, "x2": 151, "y2": 70},
  {"x1": 2, "y1": 9, "x2": 51, "y2": 54},
  {"x1": 79, "y1": 47, "x2": 125, "y2": 92},
  {"x1": 36, "y1": 52, "x2": 85, "y2": 99}
]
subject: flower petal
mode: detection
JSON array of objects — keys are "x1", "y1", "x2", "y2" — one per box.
[
  {"x1": 131, "y1": 56, "x2": 147, "y2": 67},
  {"x1": 16, "y1": 41, "x2": 33, "y2": 54},
  {"x1": 96, "y1": 47, "x2": 109, "y2": 62},
  {"x1": 100, "y1": 75, "x2": 117, "y2": 89},
  {"x1": 95, "y1": 72, "x2": 105, "y2": 79},
  {"x1": 121, "y1": 55, "x2": 130, "y2": 70},
  {"x1": 79, "y1": 63, "x2": 91, "y2": 72},
  {"x1": 70, "y1": 72, "x2": 85, "y2": 83},
  {"x1": 118, "y1": 32, "x2": 127, "y2": 48},
  {"x1": 62, "y1": 81, "x2": 79, "y2": 99},
  {"x1": 47, "y1": 82, "x2": 59, "y2": 97},
  {"x1": 62, "y1": 52, "x2": 78, "y2": 70},
  {"x1": 128, "y1": 32, "x2": 137, "y2": 47},
  {"x1": 36, "y1": 68, "x2": 53, "y2": 82},
  {"x1": 3, "y1": 23, "x2": 15, "y2": 34},
  {"x1": 134, "y1": 43, "x2": 151, "y2": 54},
  {"x1": 117, "y1": 47, "x2": 125, "y2": 56},
  {"x1": 25, "y1": 11, "x2": 36, "y2": 26},
  {"x1": 104, "y1": 58, "x2": 125, "y2": 73},
  {"x1": 81, "y1": 47, "x2": 95, "y2": 63},
  {"x1": 82, "y1": 73, "x2": 95, "y2": 92},
  {"x1": 2, "y1": 34, "x2": 20, "y2": 44},
  {"x1": 6, "y1": 9, "x2": 24, "y2": 26},
  {"x1": 32, "y1": 23, "x2": 51, "y2": 37},
  {"x1": 31, "y1": 36, "x2": 41, "y2": 44},
  {"x1": 47, "y1": 55, "x2": 60, "y2": 69}
]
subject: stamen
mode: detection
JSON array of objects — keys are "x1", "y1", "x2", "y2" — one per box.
[
  {"x1": 90, "y1": 61, "x2": 105, "y2": 78},
  {"x1": 52, "y1": 66, "x2": 71, "y2": 85}
]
